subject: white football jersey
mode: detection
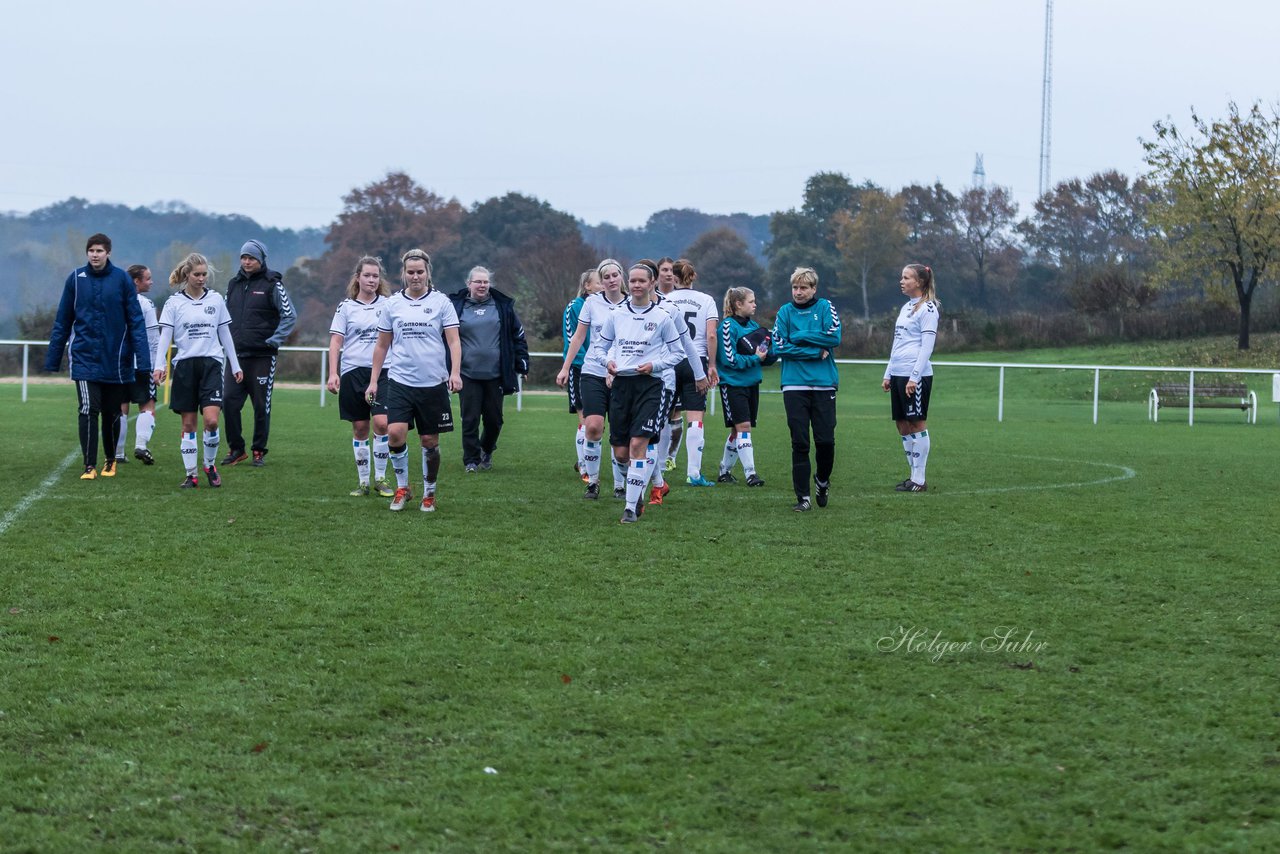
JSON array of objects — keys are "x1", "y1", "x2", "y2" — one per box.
[
  {"x1": 885, "y1": 298, "x2": 939, "y2": 380},
  {"x1": 330, "y1": 295, "x2": 388, "y2": 374},
  {"x1": 577, "y1": 291, "x2": 627, "y2": 378},
  {"x1": 598, "y1": 300, "x2": 683, "y2": 376},
  {"x1": 377, "y1": 288, "x2": 459, "y2": 387},
  {"x1": 158, "y1": 289, "x2": 234, "y2": 364},
  {"x1": 136, "y1": 293, "x2": 159, "y2": 369},
  {"x1": 660, "y1": 288, "x2": 719, "y2": 359}
]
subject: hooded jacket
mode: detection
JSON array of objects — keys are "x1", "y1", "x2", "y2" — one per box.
[
  {"x1": 45, "y1": 260, "x2": 152, "y2": 382},
  {"x1": 447, "y1": 286, "x2": 530, "y2": 395},
  {"x1": 225, "y1": 266, "x2": 297, "y2": 357}
]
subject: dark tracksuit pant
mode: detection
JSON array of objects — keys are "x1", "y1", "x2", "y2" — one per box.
[
  {"x1": 224, "y1": 355, "x2": 276, "y2": 456},
  {"x1": 459, "y1": 376, "x2": 504, "y2": 465}
]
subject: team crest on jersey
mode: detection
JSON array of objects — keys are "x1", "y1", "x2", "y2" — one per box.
[
  {"x1": 644, "y1": 322, "x2": 657, "y2": 331},
  {"x1": 204, "y1": 306, "x2": 216, "y2": 315}
]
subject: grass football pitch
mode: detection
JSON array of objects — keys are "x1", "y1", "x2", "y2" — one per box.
[{"x1": 1, "y1": 362, "x2": 1277, "y2": 851}]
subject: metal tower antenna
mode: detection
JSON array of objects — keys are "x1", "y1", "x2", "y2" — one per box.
[
  {"x1": 973, "y1": 154, "x2": 985, "y2": 188},
  {"x1": 1038, "y1": 0, "x2": 1054, "y2": 197}
]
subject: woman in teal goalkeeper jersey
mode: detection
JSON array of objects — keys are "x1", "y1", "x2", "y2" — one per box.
[
  {"x1": 772, "y1": 266, "x2": 842, "y2": 511},
  {"x1": 562, "y1": 269, "x2": 601, "y2": 477},
  {"x1": 715, "y1": 286, "x2": 775, "y2": 487}
]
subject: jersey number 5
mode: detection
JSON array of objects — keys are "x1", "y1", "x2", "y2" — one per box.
[{"x1": 684, "y1": 311, "x2": 697, "y2": 340}]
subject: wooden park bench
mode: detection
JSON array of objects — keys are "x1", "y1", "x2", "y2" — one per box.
[{"x1": 1148, "y1": 383, "x2": 1257, "y2": 423}]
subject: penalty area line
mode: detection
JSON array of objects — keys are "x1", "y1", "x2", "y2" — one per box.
[{"x1": 0, "y1": 449, "x2": 79, "y2": 538}]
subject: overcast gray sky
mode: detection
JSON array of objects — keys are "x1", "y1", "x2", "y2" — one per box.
[{"x1": 4, "y1": 0, "x2": 1277, "y2": 231}]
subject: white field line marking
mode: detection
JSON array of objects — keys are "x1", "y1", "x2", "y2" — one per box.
[
  {"x1": 0, "y1": 449, "x2": 79, "y2": 537},
  {"x1": 944, "y1": 456, "x2": 1137, "y2": 497}
]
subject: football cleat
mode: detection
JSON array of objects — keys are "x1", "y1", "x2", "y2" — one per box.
[
  {"x1": 815, "y1": 478, "x2": 829, "y2": 508},
  {"x1": 180, "y1": 475, "x2": 199, "y2": 489},
  {"x1": 613, "y1": 486, "x2": 626, "y2": 500},
  {"x1": 134, "y1": 447, "x2": 155, "y2": 465},
  {"x1": 793, "y1": 498, "x2": 812, "y2": 512},
  {"x1": 584, "y1": 482, "x2": 600, "y2": 500},
  {"x1": 115, "y1": 455, "x2": 129, "y2": 465},
  {"x1": 717, "y1": 471, "x2": 737, "y2": 484},
  {"x1": 204, "y1": 465, "x2": 221, "y2": 488},
  {"x1": 465, "y1": 463, "x2": 478, "y2": 473},
  {"x1": 350, "y1": 483, "x2": 370, "y2": 497},
  {"x1": 420, "y1": 494, "x2": 436, "y2": 513},
  {"x1": 251, "y1": 450, "x2": 265, "y2": 467},
  {"x1": 647, "y1": 484, "x2": 668, "y2": 506},
  {"x1": 619, "y1": 508, "x2": 639, "y2": 524},
  {"x1": 663, "y1": 458, "x2": 676, "y2": 473},
  {"x1": 222, "y1": 450, "x2": 248, "y2": 466},
  {"x1": 373, "y1": 479, "x2": 395, "y2": 497},
  {"x1": 894, "y1": 480, "x2": 928, "y2": 492},
  {"x1": 687, "y1": 473, "x2": 716, "y2": 487},
  {"x1": 389, "y1": 487, "x2": 411, "y2": 511},
  {"x1": 80, "y1": 466, "x2": 98, "y2": 480},
  {"x1": 100, "y1": 460, "x2": 116, "y2": 478},
  {"x1": 745, "y1": 474, "x2": 765, "y2": 487},
  {"x1": 479, "y1": 451, "x2": 493, "y2": 470}
]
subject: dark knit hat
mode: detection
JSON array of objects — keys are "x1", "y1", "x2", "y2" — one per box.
[{"x1": 239, "y1": 239, "x2": 267, "y2": 264}]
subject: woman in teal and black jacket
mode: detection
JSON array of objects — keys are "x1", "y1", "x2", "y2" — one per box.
[
  {"x1": 771, "y1": 267, "x2": 842, "y2": 511},
  {"x1": 715, "y1": 286, "x2": 776, "y2": 487}
]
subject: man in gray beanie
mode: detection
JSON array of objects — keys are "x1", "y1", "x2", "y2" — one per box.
[{"x1": 222, "y1": 238, "x2": 296, "y2": 467}]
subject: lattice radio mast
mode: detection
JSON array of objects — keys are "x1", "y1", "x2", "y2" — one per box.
[
  {"x1": 1038, "y1": 0, "x2": 1054, "y2": 197},
  {"x1": 972, "y1": 154, "x2": 986, "y2": 188}
]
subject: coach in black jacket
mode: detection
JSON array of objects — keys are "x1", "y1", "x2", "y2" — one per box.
[
  {"x1": 448, "y1": 266, "x2": 529, "y2": 471},
  {"x1": 222, "y1": 239, "x2": 296, "y2": 467}
]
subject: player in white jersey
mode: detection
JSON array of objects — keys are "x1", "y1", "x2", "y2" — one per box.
[
  {"x1": 660, "y1": 259, "x2": 720, "y2": 486},
  {"x1": 115, "y1": 264, "x2": 161, "y2": 465},
  {"x1": 647, "y1": 281, "x2": 709, "y2": 505},
  {"x1": 882, "y1": 263, "x2": 940, "y2": 492},
  {"x1": 598, "y1": 260, "x2": 694, "y2": 524},
  {"x1": 366, "y1": 249, "x2": 462, "y2": 513},
  {"x1": 327, "y1": 256, "x2": 394, "y2": 498},
  {"x1": 556, "y1": 259, "x2": 627, "y2": 500},
  {"x1": 152, "y1": 253, "x2": 243, "y2": 489}
]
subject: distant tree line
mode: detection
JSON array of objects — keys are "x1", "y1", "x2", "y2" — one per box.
[{"x1": 6, "y1": 100, "x2": 1278, "y2": 353}]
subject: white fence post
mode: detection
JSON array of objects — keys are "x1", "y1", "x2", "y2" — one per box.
[
  {"x1": 1092, "y1": 368, "x2": 1100, "y2": 425},
  {"x1": 997, "y1": 366, "x2": 1005, "y2": 423}
]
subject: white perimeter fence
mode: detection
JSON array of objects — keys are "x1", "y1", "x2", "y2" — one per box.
[{"x1": 4, "y1": 340, "x2": 1278, "y2": 426}]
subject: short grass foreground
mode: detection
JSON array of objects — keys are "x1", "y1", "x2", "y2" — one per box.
[{"x1": 1, "y1": 364, "x2": 1277, "y2": 850}]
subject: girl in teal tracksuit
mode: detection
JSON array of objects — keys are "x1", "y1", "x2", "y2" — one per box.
[
  {"x1": 771, "y1": 267, "x2": 842, "y2": 511},
  {"x1": 715, "y1": 286, "x2": 775, "y2": 487}
]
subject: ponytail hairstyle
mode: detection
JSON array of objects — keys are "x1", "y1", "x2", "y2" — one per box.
[
  {"x1": 400, "y1": 248, "x2": 433, "y2": 288},
  {"x1": 168, "y1": 253, "x2": 213, "y2": 288},
  {"x1": 347, "y1": 255, "x2": 391, "y2": 300},
  {"x1": 672, "y1": 258, "x2": 697, "y2": 288},
  {"x1": 127, "y1": 264, "x2": 149, "y2": 283},
  {"x1": 905, "y1": 263, "x2": 940, "y2": 314},
  {"x1": 723, "y1": 286, "x2": 755, "y2": 319},
  {"x1": 577, "y1": 269, "x2": 599, "y2": 298}
]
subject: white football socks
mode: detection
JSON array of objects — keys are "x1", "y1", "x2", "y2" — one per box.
[
  {"x1": 575, "y1": 424, "x2": 586, "y2": 471},
  {"x1": 736, "y1": 431, "x2": 756, "y2": 476},
  {"x1": 390, "y1": 445, "x2": 409, "y2": 489},
  {"x1": 135, "y1": 410, "x2": 155, "y2": 450},
  {"x1": 353, "y1": 438, "x2": 370, "y2": 484},
  {"x1": 720, "y1": 434, "x2": 739, "y2": 476},
  {"x1": 180, "y1": 431, "x2": 198, "y2": 475},
  {"x1": 913, "y1": 430, "x2": 930, "y2": 484},
  {"x1": 202, "y1": 430, "x2": 219, "y2": 469},
  {"x1": 686, "y1": 420, "x2": 705, "y2": 479},
  {"x1": 372, "y1": 432, "x2": 389, "y2": 481},
  {"x1": 583, "y1": 439, "x2": 602, "y2": 483},
  {"x1": 625, "y1": 458, "x2": 647, "y2": 511}
]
